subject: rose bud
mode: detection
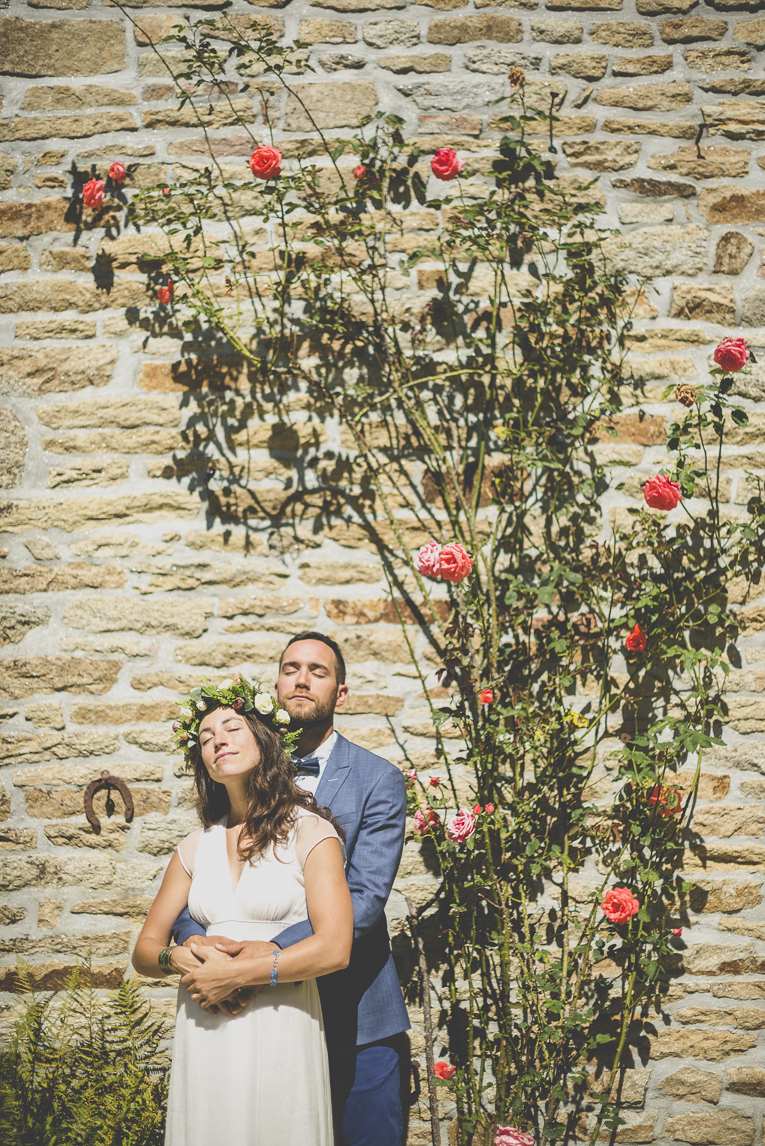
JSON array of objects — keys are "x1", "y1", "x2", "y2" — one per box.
[
  {"x1": 429, "y1": 776, "x2": 441, "y2": 787},
  {"x1": 672, "y1": 928, "x2": 682, "y2": 937},
  {"x1": 232, "y1": 697, "x2": 244, "y2": 710},
  {"x1": 354, "y1": 164, "x2": 366, "y2": 180},
  {"x1": 157, "y1": 279, "x2": 174, "y2": 305},
  {"x1": 172, "y1": 721, "x2": 181, "y2": 732},
  {"x1": 485, "y1": 803, "x2": 494, "y2": 814}
]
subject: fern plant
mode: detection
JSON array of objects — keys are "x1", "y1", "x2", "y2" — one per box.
[{"x1": 0, "y1": 962, "x2": 169, "y2": 1146}]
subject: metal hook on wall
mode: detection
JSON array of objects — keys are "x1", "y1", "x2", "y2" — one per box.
[{"x1": 84, "y1": 771, "x2": 134, "y2": 833}]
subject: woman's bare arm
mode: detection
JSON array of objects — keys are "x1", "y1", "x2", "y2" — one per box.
[
  {"x1": 181, "y1": 837, "x2": 353, "y2": 1008},
  {"x1": 132, "y1": 852, "x2": 207, "y2": 978}
]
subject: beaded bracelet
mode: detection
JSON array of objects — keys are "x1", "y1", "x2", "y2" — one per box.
[{"x1": 270, "y1": 949, "x2": 280, "y2": 987}]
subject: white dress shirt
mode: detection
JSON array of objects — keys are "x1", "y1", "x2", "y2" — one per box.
[{"x1": 292, "y1": 730, "x2": 337, "y2": 797}]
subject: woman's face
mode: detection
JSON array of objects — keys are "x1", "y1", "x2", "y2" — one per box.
[{"x1": 198, "y1": 707, "x2": 261, "y2": 786}]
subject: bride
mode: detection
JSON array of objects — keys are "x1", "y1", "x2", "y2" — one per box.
[{"x1": 132, "y1": 677, "x2": 353, "y2": 1146}]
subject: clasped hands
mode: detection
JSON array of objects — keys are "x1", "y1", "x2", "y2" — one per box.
[{"x1": 179, "y1": 936, "x2": 275, "y2": 1015}]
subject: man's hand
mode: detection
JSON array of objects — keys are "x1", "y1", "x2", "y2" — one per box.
[
  {"x1": 212, "y1": 938, "x2": 278, "y2": 959},
  {"x1": 181, "y1": 944, "x2": 253, "y2": 1010},
  {"x1": 182, "y1": 934, "x2": 219, "y2": 950}
]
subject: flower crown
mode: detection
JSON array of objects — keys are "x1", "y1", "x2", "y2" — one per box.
[{"x1": 172, "y1": 675, "x2": 301, "y2": 763}]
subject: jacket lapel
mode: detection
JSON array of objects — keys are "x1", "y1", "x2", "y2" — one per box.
[{"x1": 315, "y1": 733, "x2": 353, "y2": 808}]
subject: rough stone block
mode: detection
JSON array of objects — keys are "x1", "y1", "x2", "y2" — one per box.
[
  {"x1": 612, "y1": 54, "x2": 673, "y2": 75},
  {"x1": 637, "y1": 0, "x2": 696, "y2": 10},
  {"x1": 702, "y1": 101, "x2": 765, "y2": 140},
  {"x1": 298, "y1": 19, "x2": 358, "y2": 44},
  {"x1": 650, "y1": 146, "x2": 749, "y2": 179},
  {"x1": 47, "y1": 460, "x2": 129, "y2": 489},
  {"x1": 16, "y1": 320, "x2": 96, "y2": 340},
  {"x1": 310, "y1": 0, "x2": 406, "y2": 9},
  {"x1": 71, "y1": 701, "x2": 177, "y2": 725},
  {"x1": 0, "y1": 658, "x2": 121, "y2": 699},
  {"x1": 137, "y1": 815, "x2": 199, "y2": 855},
  {"x1": 562, "y1": 140, "x2": 641, "y2": 170},
  {"x1": 530, "y1": 18, "x2": 583, "y2": 42},
  {"x1": 612, "y1": 176, "x2": 695, "y2": 197},
  {"x1": 285, "y1": 82, "x2": 378, "y2": 130},
  {"x1": 603, "y1": 225, "x2": 708, "y2": 277},
  {"x1": 650, "y1": 1028, "x2": 756, "y2": 1061},
  {"x1": 700, "y1": 187, "x2": 765, "y2": 225},
  {"x1": 658, "y1": 1067, "x2": 722, "y2": 1104},
  {"x1": 142, "y1": 100, "x2": 253, "y2": 131},
  {"x1": 378, "y1": 54, "x2": 450, "y2": 73},
  {"x1": 0, "y1": 604, "x2": 51, "y2": 647},
  {"x1": 0, "y1": 962, "x2": 126, "y2": 992},
  {"x1": 686, "y1": 877, "x2": 763, "y2": 913},
  {"x1": 1, "y1": 19, "x2": 126, "y2": 77},
  {"x1": 686, "y1": 46, "x2": 752, "y2": 70},
  {"x1": 363, "y1": 19, "x2": 420, "y2": 46},
  {"x1": 726, "y1": 1067, "x2": 765, "y2": 1097},
  {"x1": 43, "y1": 820, "x2": 130, "y2": 850},
  {"x1": 37, "y1": 395, "x2": 180, "y2": 430},
  {"x1": 63, "y1": 599, "x2": 213, "y2": 639},
  {"x1": 174, "y1": 639, "x2": 284, "y2": 668},
  {"x1": 684, "y1": 942, "x2": 765, "y2": 975},
  {"x1": 662, "y1": 1112, "x2": 755, "y2": 1146},
  {"x1": 546, "y1": 0, "x2": 621, "y2": 8},
  {"x1": 0, "y1": 243, "x2": 31, "y2": 273},
  {"x1": 604, "y1": 118, "x2": 695, "y2": 138},
  {"x1": 676, "y1": 1005, "x2": 765, "y2": 1029},
  {"x1": 319, "y1": 53, "x2": 368, "y2": 70},
  {"x1": 0, "y1": 198, "x2": 123, "y2": 238},
  {"x1": 25, "y1": 702, "x2": 65, "y2": 730},
  {"x1": 591, "y1": 20, "x2": 653, "y2": 45},
  {"x1": 693, "y1": 804, "x2": 765, "y2": 838},
  {"x1": 0, "y1": 407, "x2": 27, "y2": 489},
  {"x1": 742, "y1": 288, "x2": 765, "y2": 326},
  {"x1": 551, "y1": 51, "x2": 608, "y2": 79},
  {"x1": 0, "y1": 346, "x2": 118, "y2": 398},
  {"x1": 427, "y1": 15, "x2": 522, "y2": 44},
  {"x1": 669, "y1": 283, "x2": 736, "y2": 324},
  {"x1": 464, "y1": 48, "x2": 541, "y2": 73},
  {"x1": 26, "y1": 787, "x2": 171, "y2": 820},
  {"x1": 714, "y1": 231, "x2": 755, "y2": 274},
  {"x1": 596, "y1": 82, "x2": 693, "y2": 110},
  {"x1": 0, "y1": 492, "x2": 200, "y2": 533},
  {"x1": 22, "y1": 84, "x2": 136, "y2": 111},
  {"x1": 661, "y1": 17, "x2": 727, "y2": 41},
  {"x1": 736, "y1": 18, "x2": 765, "y2": 45}
]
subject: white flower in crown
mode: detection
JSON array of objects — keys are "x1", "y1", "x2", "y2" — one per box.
[
  {"x1": 180, "y1": 706, "x2": 193, "y2": 719},
  {"x1": 218, "y1": 679, "x2": 234, "y2": 690},
  {"x1": 255, "y1": 693, "x2": 275, "y2": 714},
  {"x1": 196, "y1": 701, "x2": 206, "y2": 711},
  {"x1": 276, "y1": 709, "x2": 290, "y2": 725}
]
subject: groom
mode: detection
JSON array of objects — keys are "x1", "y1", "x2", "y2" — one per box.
[{"x1": 172, "y1": 631, "x2": 410, "y2": 1146}]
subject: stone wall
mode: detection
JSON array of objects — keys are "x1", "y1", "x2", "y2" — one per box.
[{"x1": 2, "y1": 0, "x2": 765, "y2": 1140}]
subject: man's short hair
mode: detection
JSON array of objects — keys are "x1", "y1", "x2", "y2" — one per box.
[{"x1": 280, "y1": 631, "x2": 347, "y2": 685}]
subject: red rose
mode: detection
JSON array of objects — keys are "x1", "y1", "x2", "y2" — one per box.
[
  {"x1": 162, "y1": 187, "x2": 170, "y2": 195},
  {"x1": 713, "y1": 337, "x2": 749, "y2": 374},
  {"x1": 643, "y1": 474, "x2": 682, "y2": 512},
  {"x1": 648, "y1": 784, "x2": 682, "y2": 819},
  {"x1": 82, "y1": 177, "x2": 105, "y2": 209},
  {"x1": 439, "y1": 542, "x2": 474, "y2": 583},
  {"x1": 601, "y1": 886, "x2": 640, "y2": 925},
  {"x1": 625, "y1": 623, "x2": 647, "y2": 652},
  {"x1": 446, "y1": 808, "x2": 477, "y2": 844},
  {"x1": 353, "y1": 164, "x2": 366, "y2": 180},
  {"x1": 108, "y1": 161, "x2": 127, "y2": 184},
  {"x1": 415, "y1": 539, "x2": 441, "y2": 579},
  {"x1": 430, "y1": 147, "x2": 465, "y2": 182},
  {"x1": 157, "y1": 279, "x2": 174, "y2": 305},
  {"x1": 434, "y1": 1061, "x2": 456, "y2": 1080},
  {"x1": 480, "y1": 688, "x2": 493, "y2": 705},
  {"x1": 672, "y1": 927, "x2": 682, "y2": 937},
  {"x1": 249, "y1": 145, "x2": 282, "y2": 180},
  {"x1": 414, "y1": 807, "x2": 439, "y2": 835},
  {"x1": 429, "y1": 776, "x2": 441, "y2": 787}
]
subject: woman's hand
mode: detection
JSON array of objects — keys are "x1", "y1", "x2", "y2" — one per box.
[{"x1": 181, "y1": 944, "x2": 266, "y2": 1010}]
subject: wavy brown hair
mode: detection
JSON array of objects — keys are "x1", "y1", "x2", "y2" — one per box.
[{"x1": 191, "y1": 704, "x2": 343, "y2": 863}]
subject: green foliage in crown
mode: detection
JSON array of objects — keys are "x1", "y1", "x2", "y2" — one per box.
[{"x1": 172, "y1": 675, "x2": 301, "y2": 762}]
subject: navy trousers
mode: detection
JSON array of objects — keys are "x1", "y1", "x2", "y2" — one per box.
[{"x1": 330, "y1": 1035, "x2": 406, "y2": 1146}]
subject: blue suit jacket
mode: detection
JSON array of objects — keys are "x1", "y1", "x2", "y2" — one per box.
[{"x1": 172, "y1": 733, "x2": 410, "y2": 1047}]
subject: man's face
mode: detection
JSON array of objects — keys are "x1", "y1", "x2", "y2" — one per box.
[{"x1": 276, "y1": 639, "x2": 348, "y2": 729}]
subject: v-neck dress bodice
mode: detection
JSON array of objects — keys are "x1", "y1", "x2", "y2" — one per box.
[{"x1": 164, "y1": 809, "x2": 338, "y2": 1146}]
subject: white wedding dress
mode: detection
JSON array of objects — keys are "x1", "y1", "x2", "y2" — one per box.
[{"x1": 164, "y1": 808, "x2": 338, "y2": 1146}]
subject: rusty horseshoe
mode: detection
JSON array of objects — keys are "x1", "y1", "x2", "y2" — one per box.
[{"x1": 84, "y1": 770, "x2": 134, "y2": 832}]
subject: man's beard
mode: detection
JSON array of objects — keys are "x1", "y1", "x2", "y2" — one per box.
[{"x1": 279, "y1": 692, "x2": 335, "y2": 730}]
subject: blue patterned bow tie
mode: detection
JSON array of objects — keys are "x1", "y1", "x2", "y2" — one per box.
[{"x1": 294, "y1": 756, "x2": 321, "y2": 778}]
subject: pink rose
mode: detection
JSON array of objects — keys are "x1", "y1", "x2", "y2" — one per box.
[
  {"x1": 430, "y1": 148, "x2": 465, "y2": 182},
  {"x1": 439, "y1": 542, "x2": 474, "y2": 583},
  {"x1": 485, "y1": 803, "x2": 494, "y2": 814},
  {"x1": 108, "y1": 161, "x2": 127, "y2": 184},
  {"x1": 495, "y1": 1130, "x2": 534, "y2": 1146},
  {"x1": 601, "y1": 887, "x2": 640, "y2": 925},
  {"x1": 643, "y1": 474, "x2": 682, "y2": 512},
  {"x1": 433, "y1": 1061, "x2": 455, "y2": 1080},
  {"x1": 354, "y1": 164, "x2": 366, "y2": 179},
  {"x1": 414, "y1": 807, "x2": 439, "y2": 835},
  {"x1": 249, "y1": 145, "x2": 282, "y2": 180},
  {"x1": 157, "y1": 279, "x2": 174, "y2": 305},
  {"x1": 446, "y1": 808, "x2": 476, "y2": 844},
  {"x1": 480, "y1": 688, "x2": 493, "y2": 705},
  {"x1": 82, "y1": 177, "x2": 105, "y2": 209},
  {"x1": 714, "y1": 337, "x2": 749, "y2": 374},
  {"x1": 416, "y1": 539, "x2": 442, "y2": 579}
]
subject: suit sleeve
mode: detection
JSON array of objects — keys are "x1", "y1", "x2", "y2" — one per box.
[
  {"x1": 171, "y1": 905, "x2": 206, "y2": 946},
  {"x1": 275, "y1": 767, "x2": 407, "y2": 950}
]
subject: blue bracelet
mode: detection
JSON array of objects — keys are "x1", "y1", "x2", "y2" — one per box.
[{"x1": 270, "y1": 949, "x2": 280, "y2": 986}]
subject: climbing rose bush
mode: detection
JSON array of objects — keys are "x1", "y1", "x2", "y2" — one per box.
[
  {"x1": 601, "y1": 887, "x2": 640, "y2": 925},
  {"x1": 643, "y1": 475, "x2": 682, "y2": 511}
]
